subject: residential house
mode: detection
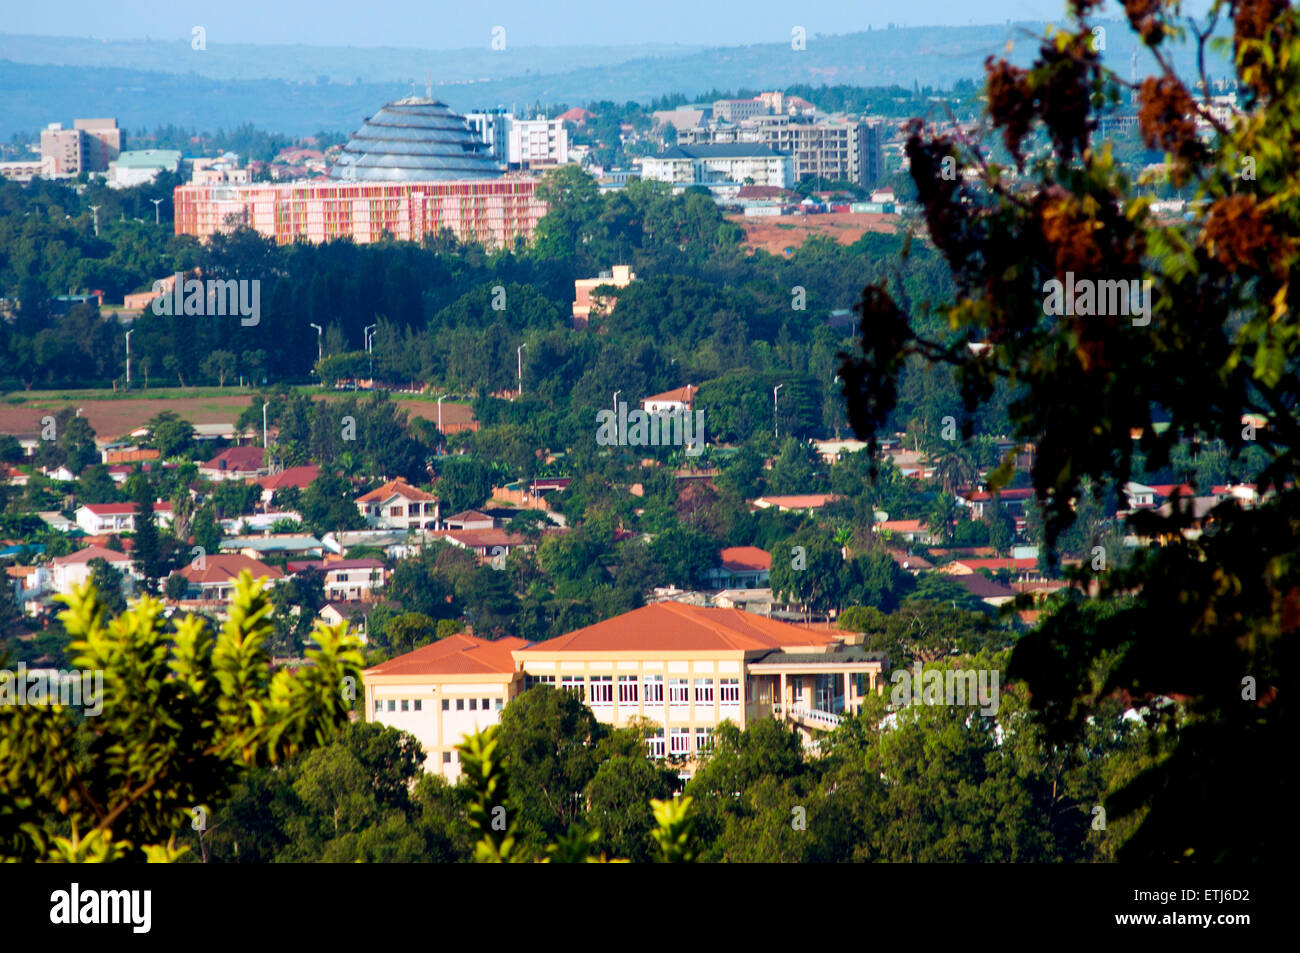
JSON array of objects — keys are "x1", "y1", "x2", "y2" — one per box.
[
  {"x1": 74, "y1": 502, "x2": 175, "y2": 534},
  {"x1": 355, "y1": 478, "x2": 440, "y2": 530},
  {"x1": 751, "y1": 494, "x2": 840, "y2": 514},
  {"x1": 48, "y1": 545, "x2": 137, "y2": 595},
  {"x1": 702, "y1": 546, "x2": 772, "y2": 589},
  {"x1": 175, "y1": 553, "x2": 283, "y2": 601},
  {"x1": 219, "y1": 535, "x2": 324, "y2": 561},
  {"x1": 441, "y1": 510, "x2": 496, "y2": 531},
  {"x1": 287, "y1": 558, "x2": 387, "y2": 601},
  {"x1": 873, "y1": 519, "x2": 935, "y2": 545},
  {"x1": 442, "y1": 528, "x2": 540, "y2": 565},
  {"x1": 199, "y1": 446, "x2": 267, "y2": 481},
  {"x1": 640, "y1": 385, "x2": 697, "y2": 415},
  {"x1": 258, "y1": 465, "x2": 320, "y2": 505}
]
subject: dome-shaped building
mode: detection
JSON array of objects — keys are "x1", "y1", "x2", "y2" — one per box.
[{"x1": 330, "y1": 97, "x2": 502, "y2": 182}]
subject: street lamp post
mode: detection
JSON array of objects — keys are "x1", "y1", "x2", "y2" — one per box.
[
  {"x1": 125, "y1": 329, "x2": 134, "y2": 386},
  {"x1": 437, "y1": 394, "x2": 446, "y2": 436},
  {"x1": 309, "y1": 323, "x2": 323, "y2": 369},
  {"x1": 364, "y1": 324, "x2": 377, "y2": 385},
  {"x1": 88, "y1": 205, "x2": 101, "y2": 237},
  {"x1": 773, "y1": 384, "x2": 784, "y2": 440},
  {"x1": 517, "y1": 343, "x2": 527, "y2": 396},
  {"x1": 151, "y1": 198, "x2": 164, "y2": 225}
]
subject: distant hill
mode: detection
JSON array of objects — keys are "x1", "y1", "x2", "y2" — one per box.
[{"x1": 0, "y1": 21, "x2": 1233, "y2": 138}]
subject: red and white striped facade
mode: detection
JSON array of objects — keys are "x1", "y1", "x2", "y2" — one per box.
[{"x1": 173, "y1": 177, "x2": 546, "y2": 247}]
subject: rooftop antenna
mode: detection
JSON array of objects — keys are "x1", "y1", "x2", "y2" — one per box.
[{"x1": 426, "y1": 69, "x2": 432, "y2": 101}]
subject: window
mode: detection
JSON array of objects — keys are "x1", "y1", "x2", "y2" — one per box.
[
  {"x1": 618, "y1": 676, "x2": 639, "y2": 703},
  {"x1": 560, "y1": 676, "x2": 585, "y2": 700},
  {"x1": 695, "y1": 727, "x2": 714, "y2": 753},
  {"x1": 720, "y1": 678, "x2": 741, "y2": 703},
  {"x1": 442, "y1": 699, "x2": 449, "y2": 711},
  {"x1": 645, "y1": 729, "x2": 666, "y2": 759},
  {"x1": 387, "y1": 699, "x2": 395, "y2": 712},
  {"x1": 524, "y1": 674, "x2": 555, "y2": 691},
  {"x1": 469, "y1": 698, "x2": 477, "y2": 711},
  {"x1": 642, "y1": 675, "x2": 664, "y2": 703},
  {"x1": 442, "y1": 751, "x2": 452, "y2": 764},
  {"x1": 589, "y1": 676, "x2": 613, "y2": 703},
  {"x1": 456, "y1": 699, "x2": 465, "y2": 711},
  {"x1": 670, "y1": 728, "x2": 691, "y2": 755},
  {"x1": 495, "y1": 698, "x2": 503, "y2": 710},
  {"x1": 694, "y1": 678, "x2": 714, "y2": 704},
  {"x1": 413, "y1": 700, "x2": 422, "y2": 712},
  {"x1": 481, "y1": 698, "x2": 490, "y2": 710},
  {"x1": 374, "y1": 699, "x2": 383, "y2": 714},
  {"x1": 400, "y1": 699, "x2": 409, "y2": 712},
  {"x1": 669, "y1": 678, "x2": 690, "y2": 704}
]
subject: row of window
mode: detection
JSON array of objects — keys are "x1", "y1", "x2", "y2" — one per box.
[
  {"x1": 375, "y1": 696, "x2": 504, "y2": 714},
  {"x1": 525, "y1": 674, "x2": 741, "y2": 704},
  {"x1": 644, "y1": 727, "x2": 714, "y2": 758}
]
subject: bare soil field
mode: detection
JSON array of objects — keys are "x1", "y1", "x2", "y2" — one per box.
[
  {"x1": 728, "y1": 212, "x2": 899, "y2": 257},
  {"x1": 0, "y1": 391, "x2": 476, "y2": 440}
]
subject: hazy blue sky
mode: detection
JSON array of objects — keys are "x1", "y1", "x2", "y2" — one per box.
[{"x1": 1, "y1": 0, "x2": 1212, "y2": 49}]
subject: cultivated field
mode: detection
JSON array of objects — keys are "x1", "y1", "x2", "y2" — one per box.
[{"x1": 0, "y1": 389, "x2": 476, "y2": 440}]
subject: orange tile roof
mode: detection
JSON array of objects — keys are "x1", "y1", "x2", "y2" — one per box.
[
  {"x1": 719, "y1": 546, "x2": 772, "y2": 572},
  {"x1": 355, "y1": 478, "x2": 438, "y2": 503},
  {"x1": 178, "y1": 553, "x2": 283, "y2": 584},
  {"x1": 444, "y1": 528, "x2": 535, "y2": 548},
  {"x1": 754, "y1": 494, "x2": 840, "y2": 510},
  {"x1": 522, "y1": 602, "x2": 836, "y2": 653},
  {"x1": 365, "y1": 634, "x2": 530, "y2": 677},
  {"x1": 947, "y1": 557, "x2": 1039, "y2": 573},
  {"x1": 643, "y1": 385, "x2": 697, "y2": 405}
]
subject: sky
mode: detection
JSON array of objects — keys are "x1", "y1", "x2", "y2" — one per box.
[{"x1": 0, "y1": 0, "x2": 1215, "y2": 49}]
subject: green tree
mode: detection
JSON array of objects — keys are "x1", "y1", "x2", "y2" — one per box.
[{"x1": 0, "y1": 571, "x2": 362, "y2": 861}]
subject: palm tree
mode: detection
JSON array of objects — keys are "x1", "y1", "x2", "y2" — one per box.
[
  {"x1": 932, "y1": 445, "x2": 979, "y2": 496},
  {"x1": 925, "y1": 493, "x2": 960, "y2": 546}
]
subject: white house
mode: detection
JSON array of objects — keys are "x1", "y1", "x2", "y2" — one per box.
[
  {"x1": 355, "y1": 479, "x2": 440, "y2": 530},
  {"x1": 75, "y1": 502, "x2": 175, "y2": 535},
  {"x1": 48, "y1": 545, "x2": 137, "y2": 595},
  {"x1": 641, "y1": 385, "x2": 697, "y2": 415}
]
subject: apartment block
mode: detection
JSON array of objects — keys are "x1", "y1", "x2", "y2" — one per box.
[
  {"x1": 39, "y1": 118, "x2": 122, "y2": 176},
  {"x1": 679, "y1": 116, "x2": 885, "y2": 188}
]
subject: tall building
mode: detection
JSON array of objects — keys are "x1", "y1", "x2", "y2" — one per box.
[
  {"x1": 680, "y1": 116, "x2": 885, "y2": 188},
  {"x1": 40, "y1": 118, "x2": 122, "y2": 176},
  {"x1": 507, "y1": 117, "x2": 568, "y2": 169},
  {"x1": 173, "y1": 97, "x2": 546, "y2": 247},
  {"x1": 464, "y1": 108, "x2": 512, "y2": 163},
  {"x1": 466, "y1": 111, "x2": 570, "y2": 169}
]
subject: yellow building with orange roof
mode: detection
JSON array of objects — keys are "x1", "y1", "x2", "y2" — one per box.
[{"x1": 364, "y1": 603, "x2": 886, "y2": 778}]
